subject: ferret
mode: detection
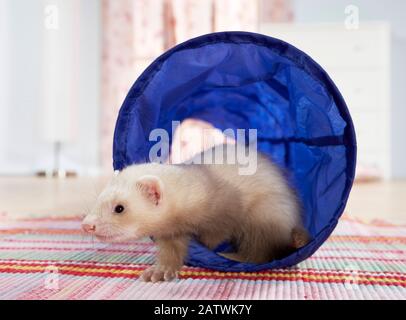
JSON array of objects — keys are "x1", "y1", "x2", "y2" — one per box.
[{"x1": 82, "y1": 144, "x2": 310, "y2": 282}]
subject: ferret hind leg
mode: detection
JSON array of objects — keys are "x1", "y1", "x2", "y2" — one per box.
[
  {"x1": 197, "y1": 230, "x2": 228, "y2": 250},
  {"x1": 217, "y1": 252, "x2": 248, "y2": 263}
]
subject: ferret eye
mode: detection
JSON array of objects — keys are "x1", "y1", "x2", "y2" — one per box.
[{"x1": 113, "y1": 204, "x2": 125, "y2": 214}]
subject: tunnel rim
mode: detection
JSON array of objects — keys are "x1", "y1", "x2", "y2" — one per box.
[{"x1": 112, "y1": 31, "x2": 357, "y2": 271}]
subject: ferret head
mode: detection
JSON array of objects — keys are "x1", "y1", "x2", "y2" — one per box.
[{"x1": 82, "y1": 173, "x2": 167, "y2": 242}]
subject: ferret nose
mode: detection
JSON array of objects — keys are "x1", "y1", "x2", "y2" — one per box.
[{"x1": 82, "y1": 223, "x2": 96, "y2": 233}]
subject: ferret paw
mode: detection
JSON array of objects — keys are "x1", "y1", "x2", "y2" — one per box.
[{"x1": 141, "y1": 265, "x2": 179, "y2": 282}]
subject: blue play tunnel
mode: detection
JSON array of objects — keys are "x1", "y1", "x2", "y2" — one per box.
[{"x1": 113, "y1": 32, "x2": 357, "y2": 272}]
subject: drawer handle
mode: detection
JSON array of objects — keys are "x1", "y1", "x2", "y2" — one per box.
[{"x1": 353, "y1": 44, "x2": 363, "y2": 53}]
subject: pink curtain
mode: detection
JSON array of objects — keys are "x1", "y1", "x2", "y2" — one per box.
[
  {"x1": 100, "y1": 0, "x2": 292, "y2": 171},
  {"x1": 101, "y1": 0, "x2": 137, "y2": 171}
]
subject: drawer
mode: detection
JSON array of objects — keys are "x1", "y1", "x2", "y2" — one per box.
[
  {"x1": 328, "y1": 69, "x2": 388, "y2": 112},
  {"x1": 261, "y1": 23, "x2": 390, "y2": 69},
  {"x1": 350, "y1": 112, "x2": 390, "y2": 151},
  {"x1": 357, "y1": 150, "x2": 389, "y2": 171}
]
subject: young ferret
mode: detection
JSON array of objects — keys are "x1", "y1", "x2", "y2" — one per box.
[{"x1": 82, "y1": 144, "x2": 310, "y2": 282}]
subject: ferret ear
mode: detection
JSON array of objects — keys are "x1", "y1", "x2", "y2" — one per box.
[{"x1": 135, "y1": 175, "x2": 164, "y2": 206}]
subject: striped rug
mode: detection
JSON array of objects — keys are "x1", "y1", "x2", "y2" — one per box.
[{"x1": 0, "y1": 214, "x2": 405, "y2": 300}]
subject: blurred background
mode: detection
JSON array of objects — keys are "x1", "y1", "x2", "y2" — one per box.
[{"x1": 0, "y1": 0, "x2": 405, "y2": 221}]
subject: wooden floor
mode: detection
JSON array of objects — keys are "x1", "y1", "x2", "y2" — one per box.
[
  {"x1": 345, "y1": 179, "x2": 406, "y2": 223},
  {"x1": 0, "y1": 176, "x2": 110, "y2": 218},
  {"x1": 0, "y1": 176, "x2": 405, "y2": 223}
]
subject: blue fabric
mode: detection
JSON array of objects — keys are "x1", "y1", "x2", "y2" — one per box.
[{"x1": 113, "y1": 32, "x2": 357, "y2": 272}]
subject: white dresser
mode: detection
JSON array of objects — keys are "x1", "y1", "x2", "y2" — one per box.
[{"x1": 260, "y1": 22, "x2": 391, "y2": 179}]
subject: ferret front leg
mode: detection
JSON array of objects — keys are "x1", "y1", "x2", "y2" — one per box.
[{"x1": 141, "y1": 236, "x2": 189, "y2": 282}]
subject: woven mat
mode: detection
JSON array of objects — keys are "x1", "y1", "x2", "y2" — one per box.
[{"x1": 0, "y1": 214, "x2": 405, "y2": 300}]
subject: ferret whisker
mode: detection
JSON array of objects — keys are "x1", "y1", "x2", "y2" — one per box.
[{"x1": 80, "y1": 144, "x2": 309, "y2": 282}]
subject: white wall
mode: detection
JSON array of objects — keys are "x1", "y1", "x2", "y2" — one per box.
[
  {"x1": 0, "y1": 0, "x2": 11, "y2": 170},
  {"x1": 292, "y1": 0, "x2": 406, "y2": 178},
  {"x1": 0, "y1": 0, "x2": 101, "y2": 176}
]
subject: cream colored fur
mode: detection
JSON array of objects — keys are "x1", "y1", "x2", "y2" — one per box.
[{"x1": 83, "y1": 145, "x2": 308, "y2": 282}]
